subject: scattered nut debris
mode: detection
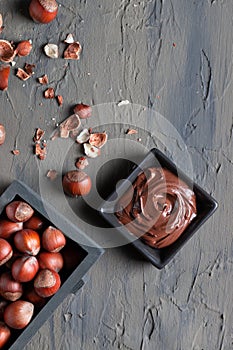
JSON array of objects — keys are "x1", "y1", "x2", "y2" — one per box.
[
  {"x1": 44, "y1": 44, "x2": 59, "y2": 59},
  {"x1": 12, "y1": 149, "x2": 20, "y2": 155},
  {"x1": 46, "y1": 169, "x2": 58, "y2": 180},
  {"x1": 33, "y1": 128, "x2": 45, "y2": 143},
  {"x1": 76, "y1": 129, "x2": 90, "y2": 144},
  {"x1": 57, "y1": 95, "x2": 63, "y2": 106},
  {"x1": 89, "y1": 132, "x2": 108, "y2": 148},
  {"x1": 24, "y1": 63, "x2": 35, "y2": 76},
  {"x1": 59, "y1": 114, "x2": 81, "y2": 138},
  {"x1": 0, "y1": 65, "x2": 10, "y2": 91},
  {"x1": 16, "y1": 40, "x2": 32, "y2": 57},
  {"x1": 137, "y1": 138, "x2": 142, "y2": 142},
  {"x1": 64, "y1": 42, "x2": 82, "y2": 60},
  {"x1": 35, "y1": 143, "x2": 47, "y2": 160},
  {"x1": 16, "y1": 68, "x2": 31, "y2": 81},
  {"x1": 75, "y1": 157, "x2": 89, "y2": 170},
  {"x1": 84, "y1": 143, "x2": 101, "y2": 158},
  {"x1": 38, "y1": 74, "x2": 48, "y2": 85},
  {"x1": 0, "y1": 40, "x2": 15, "y2": 63},
  {"x1": 64, "y1": 34, "x2": 75, "y2": 44},
  {"x1": 126, "y1": 128, "x2": 138, "y2": 135},
  {"x1": 0, "y1": 14, "x2": 4, "y2": 33},
  {"x1": 73, "y1": 103, "x2": 92, "y2": 119},
  {"x1": 44, "y1": 88, "x2": 55, "y2": 99},
  {"x1": 118, "y1": 100, "x2": 130, "y2": 106},
  {"x1": 0, "y1": 124, "x2": 6, "y2": 145},
  {"x1": 63, "y1": 313, "x2": 72, "y2": 323}
]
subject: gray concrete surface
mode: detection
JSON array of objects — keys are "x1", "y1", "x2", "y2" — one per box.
[{"x1": 0, "y1": 0, "x2": 232, "y2": 349}]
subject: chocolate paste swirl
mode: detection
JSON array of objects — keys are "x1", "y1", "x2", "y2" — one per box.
[{"x1": 115, "y1": 167, "x2": 197, "y2": 248}]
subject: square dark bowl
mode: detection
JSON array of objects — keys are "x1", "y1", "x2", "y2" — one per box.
[
  {"x1": 99, "y1": 148, "x2": 218, "y2": 269},
  {"x1": 0, "y1": 180, "x2": 104, "y2": 350}
]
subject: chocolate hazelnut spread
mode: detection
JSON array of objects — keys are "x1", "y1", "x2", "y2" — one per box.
[{"x1": 115, "y1": 167, "x2": 197, "y2": 248}]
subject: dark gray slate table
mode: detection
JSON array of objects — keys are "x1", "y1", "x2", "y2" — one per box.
[{"x1": 0, "y1": 0, "x2": 232, "y2": 349}]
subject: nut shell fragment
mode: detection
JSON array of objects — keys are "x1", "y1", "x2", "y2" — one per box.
[
  {"x1": 16, "y1": 68, "x2": 31, "y2": 81},
  {"x1": 33, "y1": 128, "x2": 45, "y2": 143},
  {"x1": 38, "y1": 74, "x2": 48, "y2": 85},
  {"x1": 126, "y1": 129, "x2": 138, "y2": 135},
  {"x1": 57, "y1": 95, "x2": 63, "y2": 106},
  {"x1": 44, "y1": 44, "x2": 58, "y2": 59},
  {"x1": 59, "y1": 114, "x2": 81, "y2": 138},
  {"x1": 0, "y1": 40, "x2": 15, "y2": 63},
  {"x1": 44, "y1": 88, "x2": 55, "y2": 99},
  {"x1": 75, "y1": 157, "x2": 89, "y2": 170},
  {"x1": 84, "y1": 143, "x2": 101, "y2": 158},
  {"x1": 89, "y1": 132, "x2": 108, "y2": 148},
  {"x1": 0, "y1": 124, "x2": 6, "y2": 145},
  {"x1": 64, "y1": 42, "x2": 82, "y2": 60},
  {"x1": 64, "y1": 33, "x2": 75, "y2": 44},
  {"x1": 76, "y1": 129, "x2": 90, "y2": 144}
]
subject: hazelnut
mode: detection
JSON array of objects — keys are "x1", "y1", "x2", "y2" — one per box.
[
  {"x1": 6, "y1": 201, "x2": 34, "y2": 223},
  {"x1": 11, "y1": 256, "x2": 39, "y2": 282},
  {"x1": 34, "y1": 269, "x2": 61, "y2": 297},
  {"x1": 4, "y1": 300, "x2": 34, "y2": 329},
  {"x1": 0, "y1": 239, "x2": 13, "y2": 266},
  {"x1": 0, "y1": 220, "x2": 23, "y2": 239},
  {"x1": 42, "y1": 226, "x2": 66, "y2": 252},
  {"x1": 29, "y1": 0, "x2": 58, "y2": 24},
  {"x1": 0, "y1": 272, "x2": 23, "y2": 301},
  {"x1": 14, "y1": 229, "x2": 40, "y2": 256},
  {"x1": 62, "y1": 170, "x2": 92, "y2": 197},
  {"x1": 38, "y1": 251, "x2": 63, "y2": 272},
  {"x1": 24, "y1": 287, "x2": 46, "y2": 308},
  {"x1": 16, "y1": 40, "x2": 32, "y2": 57},
  {"x1": 24, "y1": 215, "x2": 44, "y2": 230},
  {"x1": 0, "y1": 65, "x2": 10, "y2": 91},
  {"x1": 0, "y1": 124, "x2": 6, "y2": 145},
  {"x1": 0, "y1": 322, "x2": 11, "y2": 348}
]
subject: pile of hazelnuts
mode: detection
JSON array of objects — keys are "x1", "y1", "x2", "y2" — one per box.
[{"x1": 0, "y1": 200, "x2": 67, "y2": 348}]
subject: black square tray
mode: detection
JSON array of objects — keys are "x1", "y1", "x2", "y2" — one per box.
[
  {"x1": 0, "y1": 180, "x2": 104, "y2": 350},
  {"x1": 100, "y1": 148, "x2": 218, "y2": 269}
]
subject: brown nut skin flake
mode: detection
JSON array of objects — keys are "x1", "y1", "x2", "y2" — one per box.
[
  {"x1": 89, "y1": 132, "x2": 108, "y2": 148},
  {"x1": 0, "y1": 40, "x2": 15, "y2": 63},
  {"x1": 64, "y1": 42, "x2": 82, "y2": 60},
  {"x1": 44, "y1": 87, "x2": 55, "y2": 99},
  {"x1": 73, "y1": 103, "x2": 92, "y2": 119},
  {"x1": 38, "y1": 74, "x2": 48, "y2": 85},
  {"x1": 33, "y1": 128, "x2": 45, "y2": 143},
  {"x1": 126, "y1": 129, "x2": 138, "y2": 135},
  {"x1": 57, "y1": 95, "x2": 63, "y2": 106},
  {"x1": 0, "y1": 124, "x2": 6, "y2": 145},
  {"x1": 0, "y1": 65, "x2": 10, "y2": 91}
]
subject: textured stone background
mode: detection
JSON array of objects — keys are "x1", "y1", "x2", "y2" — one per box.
[{"x1": 0, "y1": 0, "x2": 232, "y2": 349}]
